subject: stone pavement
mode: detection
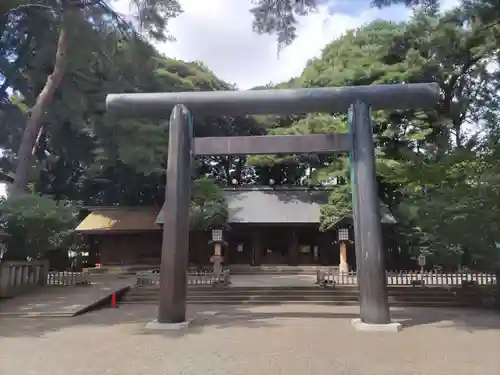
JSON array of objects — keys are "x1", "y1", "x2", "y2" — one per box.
[
  {"x1": 1, "y1": 304, "x2": 499, "y2": 375},
  {"x1": 0, "y1": 275, "x2": 135, "y2": 317}
]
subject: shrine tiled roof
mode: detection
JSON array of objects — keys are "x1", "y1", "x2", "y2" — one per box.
[
  {"x1": 155, "y1": 187, "x2": 396, "y2": 226},
  {"x1": 221, "y1": 188, "x2": 395, "y2": 225},
  {"x1": 75, "y1": 207, "x2": 161, "y2": 234}
]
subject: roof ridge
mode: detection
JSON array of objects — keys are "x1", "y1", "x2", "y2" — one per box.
[{"x1": 81, "y1": 206, "x2": 160, "y2": 212}]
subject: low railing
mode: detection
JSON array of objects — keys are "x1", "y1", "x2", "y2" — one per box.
[
  {"x1": 136, "y1": 269, "x2": 231, "y2": 287},
  {"x1": 0, "y1": 261, "x2": 92, "y2": 298},
  {"x1": 47, "y1": 271, "x2": 91, "y2": 286},
  {"x1": 188, "y1": 265, "x2": 215, "y2": 273},
  {"x1": 317, "y1": 269, "x2": 358, "y2": 286},
  {"x1": 0, "y1": 260, "x2": 49, "y2": 298},
  {"x1": 317, "y1": 268, "x2": 497, "y2": 287}
]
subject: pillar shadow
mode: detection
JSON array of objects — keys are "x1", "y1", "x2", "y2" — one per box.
[{"x1": 1, "y1": 304, "x2": 499, "y2": 339}]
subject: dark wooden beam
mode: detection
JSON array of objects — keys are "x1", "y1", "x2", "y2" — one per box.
[{"x1": 193, "y1": 134, "x2": 351, "y2": 156}]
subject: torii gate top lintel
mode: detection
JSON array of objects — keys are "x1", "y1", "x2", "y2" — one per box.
[{"x1": 106, "y1": 82, "x2": 440, "y2": 119}]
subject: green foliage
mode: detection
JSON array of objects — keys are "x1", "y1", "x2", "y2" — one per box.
[
  {"x1": 190, "y1": 178, "x2": 228, "y2": 230},
  {"x1": 1, "y1": 0, "x2": 314, "y2": 199},
  {"x1": 399, "y1": 145, "x2": 500, "y2": 269},
  {"x1": 250, "y1": 0, "x2": 317, "y2": 51},
  {"x1": 0, "y1": 194, "x2": 84, "y2": 260},
  {"x1": 320, "y1": 185, "x2": 352, "y2": 231},
  {"x1": 1, "y1": 21, "x2": 265, "y2": 204},
  {"x1": 245, "y1": 5, "x2": 500, "y2": 268}
]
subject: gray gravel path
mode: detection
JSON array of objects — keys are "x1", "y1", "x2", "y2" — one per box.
[{"x1": 1, "y1": 304, "x2": 499, "y2": 375}]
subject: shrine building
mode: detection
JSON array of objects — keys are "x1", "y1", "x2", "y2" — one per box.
[{"x1": 75, "y1": 187, "x2": 396, "y2": 271}]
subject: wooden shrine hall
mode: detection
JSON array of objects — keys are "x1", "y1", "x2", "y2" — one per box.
[{"x1": 76, "y1": 187, "x2": 396, "y2": 271}]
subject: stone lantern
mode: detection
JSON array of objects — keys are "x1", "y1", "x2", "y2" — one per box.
[
  {"x1": 337, "y1": 227, "x2": 350, "y2": 273},
  {"x1": 209, "y1": 229, "x2": 227, "y2": 275}
]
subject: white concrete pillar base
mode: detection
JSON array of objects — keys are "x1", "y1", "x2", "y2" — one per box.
[
  {"x1": 351, "y1": 318, "x2": 403, "y2": 332},
  {"x1": 146, "y1": 319, "x2": 192, "y2": 331}
]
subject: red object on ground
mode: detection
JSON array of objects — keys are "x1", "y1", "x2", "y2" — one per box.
[{"x1": 111, "y1": 292, "x2": 117, "y2": 308}]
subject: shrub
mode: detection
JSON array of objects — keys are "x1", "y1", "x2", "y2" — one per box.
[{"x1": 0, "y1": 194, "x2": 85, "y2": 261}]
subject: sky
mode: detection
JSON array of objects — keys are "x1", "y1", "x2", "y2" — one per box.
[
  {"x1": 0, "y1": 183, "x2": 6, "y2": 199},
  {"x1": 114, "y1": 0, "x2": 460, "y2": 89}
]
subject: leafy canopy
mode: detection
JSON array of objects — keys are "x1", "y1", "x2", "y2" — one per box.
[{"x1": 0, "y1": 194, "x2": 84, "y2": 260}]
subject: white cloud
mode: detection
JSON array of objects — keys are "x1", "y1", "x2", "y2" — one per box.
[
  {"x1": 152, "y1": 0, "x2": 411, "y2": 89},
  {"x1": 114, "y1": 0, "x2": 461, "y2": 89},
  {"x1": 441, "y1": 0, "x2": 461, "y2": 11},
  {"x1": 0, "y1": 183, "x2": 8, "y2": 199}
]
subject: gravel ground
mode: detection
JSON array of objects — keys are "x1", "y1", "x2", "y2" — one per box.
[{"x1": 1, "y1": 304, "x2": 499, "y2": 375}]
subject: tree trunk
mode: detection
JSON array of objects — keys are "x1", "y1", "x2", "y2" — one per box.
[{"x1": 12, "y1": 15, "x2": 69, "y2": 195}]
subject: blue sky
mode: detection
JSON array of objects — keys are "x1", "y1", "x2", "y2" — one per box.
[{"x1": 326, "y1": 0, "x2": 400, "y2": 16}]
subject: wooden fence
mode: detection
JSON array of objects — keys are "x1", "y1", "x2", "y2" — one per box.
[
  {"x1": 136, "y1": 269, "x2": 231, "y2": 287},
  {"x1": 317, "y1": 268, "x2": 497, "y2": 286}
]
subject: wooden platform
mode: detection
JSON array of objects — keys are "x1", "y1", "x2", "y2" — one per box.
[{"x1": 0, "y1": 275, "x2": 135, "y2": 318}]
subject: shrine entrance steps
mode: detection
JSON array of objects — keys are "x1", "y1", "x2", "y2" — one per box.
[
  {"x1": 228, "y1": 265, "x2": 334, "y2": 275},
  {"x1": 120, "y1": 285, "x2": 476, "y2": 308}
]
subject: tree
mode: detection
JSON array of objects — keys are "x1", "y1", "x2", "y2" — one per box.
[
  {"x1": 250, "y1": 0, "x2": 317, "y2": 51},
  {"x1": 2, "y1": 5, "x2": 267, "y2": 203},
  {"x1": 190, "y1": 178, "x2": 228, "y2": 230},
  {"x1": 372, "y1": 0, "x2": 440, "y2": 9},
  {"x1": 4, "y1": 0, "x2": 183, "y2": 195},
  {"x1": 246, "y1": 6, "x2": 500, "y2": 267},
  {"x1": 373, "y1": 0, "x2": 500, "y2": 39},
  {"x1": 4, "y1": 0, "x2": 321, "y2": 195},
  {"x1": 0, "y1": 193, "x2": 83, "y2": 261}
]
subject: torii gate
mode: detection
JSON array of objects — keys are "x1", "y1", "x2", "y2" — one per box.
[{"x1": 106, "y1": 82, "x2": 439, "y2": 330}]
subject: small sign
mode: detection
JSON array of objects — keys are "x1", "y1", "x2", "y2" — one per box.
[
  {"x1": 418, "y1": 255, "x2": 426, "y2": 267},
  {"x1": 495, "y1": 242, "x2": 500, "y2": 249}
]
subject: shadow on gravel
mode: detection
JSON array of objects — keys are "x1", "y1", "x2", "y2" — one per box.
[{"x1": 1, "y1": 303, "x2": 499, "y2": 338}]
